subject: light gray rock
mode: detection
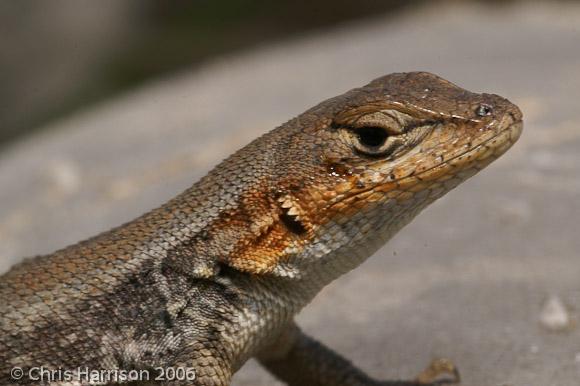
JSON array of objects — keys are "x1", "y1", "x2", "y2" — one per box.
[
  {"x1": 540, "y1": 296, "x2": 573, "y2": 332},
  {"x1": 1, "y1": 2, "x2": 579, "y2": 385}
]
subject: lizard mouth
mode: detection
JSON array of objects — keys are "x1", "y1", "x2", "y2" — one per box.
[
  {"x1": 320, "y1": 115, "x2": 523, "y2": 219},
  {"x1": 400, "y1": 118, "x2": 523, "y2": 185},
  {"x1": 325, "y1": 117, "x2": 523, "y2": 212}
]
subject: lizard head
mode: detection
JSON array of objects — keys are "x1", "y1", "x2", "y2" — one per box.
[{"x1": 218, "y1": 72, "x2": 522, "y2": 279}]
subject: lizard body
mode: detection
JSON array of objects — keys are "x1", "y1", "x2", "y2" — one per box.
[{"x1": 0, "y1": 72, "x2": 523, "y2": 385}]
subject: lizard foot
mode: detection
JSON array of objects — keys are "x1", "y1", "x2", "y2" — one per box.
[{"x1": 414, "y1": 358, "x2": 460, "y2": 385}]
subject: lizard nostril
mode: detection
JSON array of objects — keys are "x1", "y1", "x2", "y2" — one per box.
[{"x1": 476, "y1": 104, "x2": 493, "y2": 117}]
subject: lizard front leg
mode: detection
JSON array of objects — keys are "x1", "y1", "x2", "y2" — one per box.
[{"x1": 257, "y1": 322, "x2": 460, "y2": 386}]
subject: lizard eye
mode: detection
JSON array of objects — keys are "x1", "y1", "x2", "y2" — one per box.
[
  {"x1": 334, "y1": 109, "x2": 411, "y2": 157},
  {"x1": 351, "y1": 126, "x2": 398, "y2": 156},
  {"x1": 355, "y1": 127, "x2": 389, "y2": 148}
]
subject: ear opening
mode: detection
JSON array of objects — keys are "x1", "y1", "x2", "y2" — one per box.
[{"x1": 280, "y1": 207, "x2": 307, "y2": 235}]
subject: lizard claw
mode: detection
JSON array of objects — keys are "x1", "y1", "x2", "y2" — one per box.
[{"x1": 414, "y1": 358, "x2": 461, "y2": 385}]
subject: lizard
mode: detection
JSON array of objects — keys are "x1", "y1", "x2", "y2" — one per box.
[{"x1": 0, "y1": 72, "x2": 523, "y2": 386}]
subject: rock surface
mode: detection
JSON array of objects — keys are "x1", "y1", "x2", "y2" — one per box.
[{"x1": 1, "y1": 2, "x2": 579, "y2": 385}]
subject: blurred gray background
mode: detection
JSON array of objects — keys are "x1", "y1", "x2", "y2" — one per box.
[{"x1": 1, "y1": 1, "x2": 579, "y2": 385}]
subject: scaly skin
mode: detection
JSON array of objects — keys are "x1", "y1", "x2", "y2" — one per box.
[{"x1": 0, "y1": 72, "x2": 523, "y2": 385}]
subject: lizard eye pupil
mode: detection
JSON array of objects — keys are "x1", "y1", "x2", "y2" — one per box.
[{"x1": 356, "y1": 127, "x2": 389, "y2": 148}]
